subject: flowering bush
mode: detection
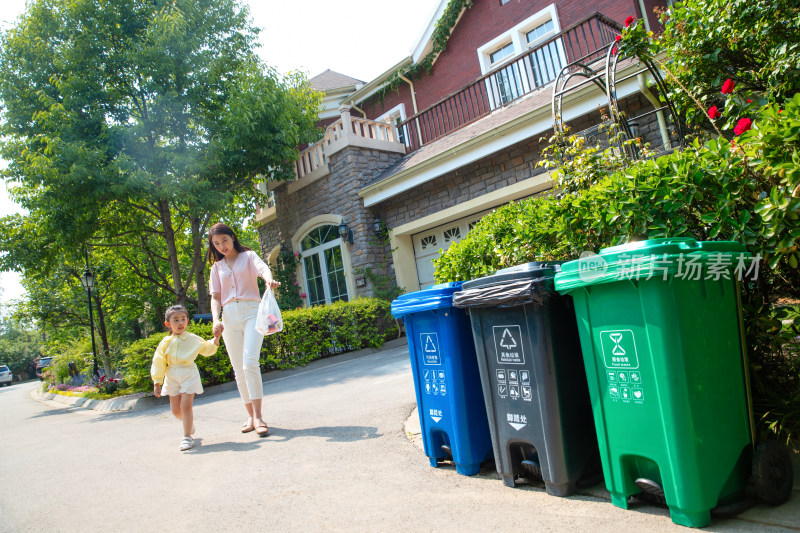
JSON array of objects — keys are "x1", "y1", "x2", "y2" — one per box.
[
  {"x1": 659, "y1": 0, "x2": 800, "y2": 125},
  {"x1": 96, "y1": 375, "x2": 121, "y2": 395},
  {"x1": 733, "y1": 117, "x2": 752, "y2": 135},
  {"x1": 721, "y1": 78, "x2": 736, "y2": 95},
  {"x1": 272, "y1": 248, "x2": 304, "y2": 310}
]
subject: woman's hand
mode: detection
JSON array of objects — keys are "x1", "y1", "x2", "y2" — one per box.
[
  {"x1": 154, "y1": 383, "x2": 162, "y2": 398},
  {"x1": 213, "y1": 320, "x2": 224, "y2": 337},
  {"x1": 266, "y1": 279, "x2": 281, "y2": 290}
]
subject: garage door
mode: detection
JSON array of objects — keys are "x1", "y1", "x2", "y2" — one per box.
[{"x1": 413, "y1": 210, "x2": 489, "y2": 289}]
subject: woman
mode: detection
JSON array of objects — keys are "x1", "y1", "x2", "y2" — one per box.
[{"x1": 207, "y1": 223, "x2": 280, "y2": 437}]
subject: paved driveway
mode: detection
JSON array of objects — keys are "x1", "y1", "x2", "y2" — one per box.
[{"x1": 1, "y1": 344, "x2": 797, "y2": 532}]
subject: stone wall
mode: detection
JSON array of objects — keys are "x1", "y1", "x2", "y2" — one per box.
[
  {"x1": 257, "y1": 221, "x2": 281, "y2": 260},
  {"x1": 257, "y1": 146, "x2": 404, "y2": 299}
]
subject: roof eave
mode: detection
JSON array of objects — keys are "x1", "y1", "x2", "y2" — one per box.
[{"x1": 341, "y1": 56, "x2": 414, "y2": 106}]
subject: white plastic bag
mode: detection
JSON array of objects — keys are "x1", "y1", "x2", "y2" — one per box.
[{"x1": 255, "y1": 288, "x2": 283, "y2": 336}]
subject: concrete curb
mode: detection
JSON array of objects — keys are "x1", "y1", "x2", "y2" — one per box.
[{"x1": 31, "y1": 337, "x2": 409, "y2": 413}]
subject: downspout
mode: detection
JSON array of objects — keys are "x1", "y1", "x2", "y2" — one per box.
[
  {"x1": 351, "y1": 101, "x2": 367, "y2": 119},
  {"x1": 637, "y1": 73, "x2": 670, "y2": 151},
  {"x1": 398, "y1": 73, "x2": 422, "y2": 144},
  {"x1": 638, "y1": 0, "x2": 651, "y2": 32}
]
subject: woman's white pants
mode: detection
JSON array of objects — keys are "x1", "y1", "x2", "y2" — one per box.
[{"x1": 221, "y1": 300, "x2": 264, "y2": 403}]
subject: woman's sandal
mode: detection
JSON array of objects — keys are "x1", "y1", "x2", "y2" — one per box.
[
  {"x1": 255, "y1": 422, "x2": 269, "y2": 437},
  {"x1": 241, "y1": 420, "x2": 255, "y2": 433}
]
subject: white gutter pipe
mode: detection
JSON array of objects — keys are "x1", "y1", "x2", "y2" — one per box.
[{"x1": 637, "y1": 73, "x2": 670, "y2": 151}]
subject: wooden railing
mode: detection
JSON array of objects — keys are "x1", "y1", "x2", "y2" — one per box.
[
  {"x1": 398, "y1": 13, "x2": 620, "y2": 152},
  {"x1": 293, "y1": 114, "x2": 400, "y2": 180}
]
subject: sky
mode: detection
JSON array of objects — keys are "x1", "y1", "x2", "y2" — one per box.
[{"x1": 0, "y1": 0, "x2": 442, "y2": 305}]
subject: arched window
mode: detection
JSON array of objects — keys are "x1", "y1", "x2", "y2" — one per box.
[{"x1": 300, "y1": 224, "x2": 349, "y2": 306}]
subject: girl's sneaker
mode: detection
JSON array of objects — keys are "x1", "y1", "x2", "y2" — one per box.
[{"x1": 180, "y1": 436, "x2": 194, "y2": 451}]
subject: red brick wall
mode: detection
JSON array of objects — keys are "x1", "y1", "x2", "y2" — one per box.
[{"x1": 359, "y1": 0, "x2": 659, "y2": 120}]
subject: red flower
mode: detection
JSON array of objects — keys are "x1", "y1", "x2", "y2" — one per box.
[
  {"x1": 611, "y1": 46, "x2": 617, "y2": 55},
  {"x1": 733, "y1": 117, "x2": 752, "y2": 136},
  {"x1": 746, "y1": 99, "x2": 752, "y2": 103},
  {"x1": 708, "y1": 106, "x2": 721, "y2": 120},
  {"x1": 615, "y1": 35, "x2": 622, "y2": 42},
  {"x1": 721, "y1": 79, "x2": 736, "y2": 94},
  {"x1": 624, "y1": 16, "x2": 635, "y2": 27}
]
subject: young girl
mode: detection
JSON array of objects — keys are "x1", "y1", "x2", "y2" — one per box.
[
  {"x1": 208, "y1": 223, "x2": 280, "y2": 437},
  {"x1": 151, "y1": 305, "x2": 220, "y2": 451}
]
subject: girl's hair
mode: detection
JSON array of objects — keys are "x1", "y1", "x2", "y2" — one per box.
[
  {"x1": 206, "y1": 223, "x2": 252, "y2": 265},
  {"x1": 164, "y1": 305, "x2": 189, "y2": 323}
]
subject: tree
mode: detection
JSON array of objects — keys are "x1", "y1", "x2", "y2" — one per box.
[
  {"x1": 0, "y1": 0, "x2": 322, "y2": 312},
  {"x1": 0, "y1": 312, "x2": 40, "y2": 377}
]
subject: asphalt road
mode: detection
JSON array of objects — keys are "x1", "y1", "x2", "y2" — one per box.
[{"x1": 1, "y1": 344, "x2": 798, "y2": 532}]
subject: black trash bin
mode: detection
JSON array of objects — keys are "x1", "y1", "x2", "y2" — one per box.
[{"x1": 453, "y1": 262, "x2": 601, "y2": 496}]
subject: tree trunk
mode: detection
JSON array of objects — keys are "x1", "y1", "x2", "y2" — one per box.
[
  {"x1": 92, "y1": 290, "x2": 113, "y2": 376},
  {"x1": 192, "y1": 215, "x2": 210, "y2": 313},
  {"x1": 157, "y1": 198, "x2": 186, "y2": 306}
]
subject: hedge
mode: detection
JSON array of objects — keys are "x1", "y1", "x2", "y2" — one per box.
[{"x1": 121, "y1": 297, "x2": 398, "y2": 393}]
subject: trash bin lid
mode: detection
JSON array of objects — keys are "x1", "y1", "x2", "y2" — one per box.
[
  {"x1": 554, "y1": 238, "x2": 750, "y2": 292},
  {"x1": 453, "y1": 262, "x2": 560, "y2": 309},
  {"x1": 391, "y1": 281, "x2": 463, "y2": 318},
  {"x1": 461, "y1": 262, "x2": 560, "y2": 291}
]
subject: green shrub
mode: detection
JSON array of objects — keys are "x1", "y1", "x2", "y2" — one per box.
[
  {"x1": 262, "y1": 297, "x2": 398, "y2": 369},
  {"x1": 434, "y1": 98, "x2": 800, "y2": 449},
  {"x1": 121, "y1": 297, "x2": 398, "y2": 392}
]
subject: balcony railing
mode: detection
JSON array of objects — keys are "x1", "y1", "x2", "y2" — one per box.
[
  {"x1": 293, "y1": 113, "x2": 401, "y2": 180},
  {"x1": 398, "y1": 13, "x2": 620, "y2": 152}
]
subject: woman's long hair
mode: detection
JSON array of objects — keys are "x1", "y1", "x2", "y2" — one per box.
[{"x1": 206, "y1": 223, "x2": 252, "y2": 265}]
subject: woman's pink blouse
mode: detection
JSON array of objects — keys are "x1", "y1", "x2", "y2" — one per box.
[{"x1": 209, "y1": 250, "x2": 271, "y2": 306}]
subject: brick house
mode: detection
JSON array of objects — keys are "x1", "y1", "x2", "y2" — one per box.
[{"x1": 256, "y1": 0, "x2": 676, "y2": 306}]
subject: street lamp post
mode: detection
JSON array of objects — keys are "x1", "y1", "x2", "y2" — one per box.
[{"x1": 79, "y1": 252, "x2": 99, "y2": 379}]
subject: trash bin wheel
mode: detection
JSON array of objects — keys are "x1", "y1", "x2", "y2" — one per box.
[
  {"x1": 440, "y1": 444, "x2": 453, "y2": 460},
  {"x1": 520, "y1": 459, "x2": 542, "y2": 480},
  {"x1": 634, "y1": 478, "x2": 667, "y2": 506},
  {"x1": 752, "y1": 440, "x2": 794, "y2": 506}
]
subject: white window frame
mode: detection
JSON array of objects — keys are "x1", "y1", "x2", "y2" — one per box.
[
  {"x1": 476, "y1": 4, "x2": 565, "y2": 109},
  {"x1": 476, "y1": 4, "x2": 562, "y2": 74},
  {"x1": 299, "y1": 225, "x2": 351, "y2": 307}
]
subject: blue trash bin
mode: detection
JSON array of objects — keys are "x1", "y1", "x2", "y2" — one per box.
[{"x1": 392, "y1": 282, "x2": 493, "y2": 476}]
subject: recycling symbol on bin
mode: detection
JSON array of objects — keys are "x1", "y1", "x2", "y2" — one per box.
[
  {"x1": 420, "y1": 332, "x2": 441, "y2": 365},
  {"x1": 493, "y1": 325, "x2": 525, "y2": 365},
  {"x1": 425, "y1": 336, "x2": 437, "y2": 352},
  {"x1": 500, "y1": 328, "x2": 518, "y2": 349}
]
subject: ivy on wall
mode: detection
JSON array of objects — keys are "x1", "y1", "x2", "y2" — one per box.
[{"x1": 376, "y1": 0, "x2": 474, "y2": 105}]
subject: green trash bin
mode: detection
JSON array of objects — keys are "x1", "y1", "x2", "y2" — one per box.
[{"x1": 554, "y1": 238, "x2": 754, "y2": 528}]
